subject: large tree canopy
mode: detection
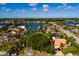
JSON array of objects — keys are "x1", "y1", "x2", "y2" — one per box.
[{"x1": 27, "y1": 32, "x2": 55, "y2": 54}]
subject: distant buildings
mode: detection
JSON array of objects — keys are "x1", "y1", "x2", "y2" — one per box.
[
  {"x1": 8, "y1": 27, "x2": 20, "y2": 33},
  {"x1": 46, "y1": 26, "x2": 56, "y2": 33},
  {"x1": 17, "y1": 23, "x2": 26, "y2": 30}
]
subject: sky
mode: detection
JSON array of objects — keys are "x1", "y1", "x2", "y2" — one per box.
[{"x1": 0, "y1": 3, "x2": 79, "y2": 18}]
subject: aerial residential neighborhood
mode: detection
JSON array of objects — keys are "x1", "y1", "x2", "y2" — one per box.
[
  {"x1": 0, "y1": 18, "x2": 79, "y2": 56},
  {"x1": 0, "y1": 3, "x2": 79, "y2": 56}
]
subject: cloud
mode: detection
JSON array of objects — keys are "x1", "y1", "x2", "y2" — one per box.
[
  {"x1": 32, "y1": 8, "x2": 37, "y2": 11},
  {"x1": 6, "y1": 8, "x2": 11, "y2": 11},
  {"x1": 43, "y1": 8, "x2": 48, "y2": 11},
  {"x1": 43, "y1": 4, "x2": 48, "y2": 9},
  {"x1": 1, "y1": 7, "x2": 11, "y2": 11},
  {"x1": 58, "y1": 3, "x2": 67, "y2": 8},
  {"x1": 28, "y1": 3, "x2": 37, "y2": 6},
  {"x1": 43, "y1": 4, "x2": 49, "y2": 11},
  {"x1": 58, "y1": 3, "x2": 73, "y2": 10},
  {"x1": 14, "y1": 9, "x2": 26, "y2": 14},
  {"x1": 65, "y1": 6, "x2": 72, "y2": 9}
]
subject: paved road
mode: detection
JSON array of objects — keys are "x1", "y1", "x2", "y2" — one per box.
[
  {"x1": 52, "y1": 22, "x2": 79, "y2": 43},
  {"x1": 55, "y1": 51, "x2": 64, "y2": 56},
  {"x1": 51, "y1": 22, "x2": 78, "y2": 56}
]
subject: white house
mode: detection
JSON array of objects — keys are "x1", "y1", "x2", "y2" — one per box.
[{"x1": 18, "y1": 25, "x2": 26, "y2": 29}]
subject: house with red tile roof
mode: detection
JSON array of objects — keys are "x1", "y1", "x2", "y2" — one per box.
[{"x1": 51, "y1": 37, "x2": 67, "y2": 51}]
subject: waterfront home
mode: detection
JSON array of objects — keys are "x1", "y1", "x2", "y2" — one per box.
[
  {"x1": 18, "y1": 25, "x2": 26, "y2": 29},
  {"x1": 18, "y1": 23, "x2": 26, "y2": 29}
]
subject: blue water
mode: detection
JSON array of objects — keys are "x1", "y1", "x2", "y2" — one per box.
[
  {"x1": 0, "y1": 22, "x2": 44, "y2": 30},
  {"x1": 28, "y1": 22, "x2": 43, "y2": 30},
  {"x1": 18, "y1": 22, "x2": 43, "y2": 30},
  {"x1": 65, "y1": 21, "x2": 79, "y2": 25},
  {"x1": 0, "y1": 23, "x2": 12, "y2": 26}
]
